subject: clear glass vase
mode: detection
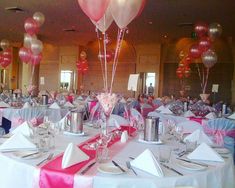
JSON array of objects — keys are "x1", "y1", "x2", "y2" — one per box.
[{"x1": 96, "y1": 92, "x2": 118, "y2": 162}]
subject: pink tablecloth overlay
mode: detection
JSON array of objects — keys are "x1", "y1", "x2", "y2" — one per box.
[{"x1": 39, "y1": 126, "x2": 136, "y2": 188}]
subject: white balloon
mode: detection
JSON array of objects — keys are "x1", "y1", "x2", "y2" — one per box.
[
  {"x1": 110, "y1": 0, "x2": 144, "y2": 29},
  {"x1": 33, "y1": 12, "x2": 45, "y2": 26},
  {"x1": 0, "y1": 39, "x2": 10, "y2": 50},
  {"x1": 91, "y1": 5, "x2": 113, "y2": 33},
  {"x1": 31, "y1": 39, "x2": 43, "y2": 55},
  {"x1": 202, "y1": 49, "x2": 217, "y2": 68},
  {"x1": 24, "y1": 33, "x2": 37, "y2": 48}
]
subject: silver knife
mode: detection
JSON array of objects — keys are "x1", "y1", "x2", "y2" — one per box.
[
  {"x1": 177, "y1": 158, "x2": 208, "y2": 167},
  {"x1": 112, "y1": 160, "x2": 126, "y2": 172},
  {"x1": 161, "y1": 163, "x2": 183, "y2": 176},
  {"x1": 21, "y1": 151, "x2": 40, "y2": 158},
  {"x1": 80, "y1": 162, "x2": 96, "y2": 175}
]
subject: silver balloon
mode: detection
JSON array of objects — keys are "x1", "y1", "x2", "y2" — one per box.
[
  {"x1": 24, "y1": 33, "x2": 37, "y2": 48},
  {"x1": 202, "y1": 49, "x2": 217, "y2": 68},
  {"x1": 31, "y1": 39, "x2": 43, "y2": 55},
  {"x1": 208, "y1": 23, "x2": 222, "y2": 39},
  {"x1": 33, "y1": 12, "x2": 45, "y2": 26},
  {"x1": 0, "y1": 39, "x2": 10, "y2": 50}
]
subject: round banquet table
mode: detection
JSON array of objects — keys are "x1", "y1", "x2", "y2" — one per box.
[
  {"x1": 0, "y1": 106, "x2": 70, "y2": 129},
  {"x1": 0, "y1": 125, "x2": 234, "y2": 188}
]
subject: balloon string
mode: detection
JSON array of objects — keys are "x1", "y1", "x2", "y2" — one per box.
[
  {"x1": 103, "y1": 35, "x2": 108, "y2": 92},
  {"x1": 196, "y1": 63, "x2": 203, "y2": 91},
  {"x1": 110, "y1": 28, "x2": 125, "y2": 93},
  {"x1": 202, "y1": 66, "x2": 205, "y2": 92},
  {"x1": 96, "y1": 28, "x2": 105, "y2": 90},
  {"x1": 102, "y1": 14, "x2": 108, "y2": 92},
  {"x1": 203, "y1": 68, "x2": 209, "y2": 94},
  {"x1": 30, "y1": 65, "x2": 35, "y2": 85}
]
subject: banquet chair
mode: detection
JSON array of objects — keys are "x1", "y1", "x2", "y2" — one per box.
[
  {"x1": 12, "y1": 108, "x2": 44, "y2": 128},
  {"x1": 206, "y1": 118, "x2": 235, "y2": 160},
  {"x1": 140, "y1": 103, "x2": 155, "y2": 118}
]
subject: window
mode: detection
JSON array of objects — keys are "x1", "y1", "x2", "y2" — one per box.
[{"x1": 60, "y1": 70, "x2": 73, "y2": 90}]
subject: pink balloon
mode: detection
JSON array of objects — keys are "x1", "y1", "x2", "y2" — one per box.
[
  {"x1": 31, "y1": 53, "x2": 42, "y2": 65},
  {"x1": 194, "y1": 22, "x2": 208, "y2": 38},
  {"x1": 91, "y1": 5, "x2": 113, "y2": 33},
  {"x1": 198, "y1": 37, "x2": 211, "y2": 52},
  {"x1": 2, "y1": 49, "x2": 12, "y2": 59},
  {"x1": 19, "y1": 47, "x2": 32, "y2": 63},
  {"x1": 136, "y1": 0, "x2": 147, "y2": 17},
  {"x1": 1, "y1": 57, "x2": 11, "y2": 68},
  {"x1": 189, "y1": 44, "x2": 202, "y2": 59},
  {"x1": 110, "y1": 0, "x2": 145, "y2": 29},
  {"x1": 77, "y1": 0, "x2": 110, "y2": 22},
  {"x1": 24, "y1": 18, "x2": 39, "y2": 36}
]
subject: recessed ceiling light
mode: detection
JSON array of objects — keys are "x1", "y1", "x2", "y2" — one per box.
[
  {"x1": 63, "y1": 28, "x2": 77, "y2": 32},
  {"x1": 5, "y1": 6, "x2": 25, "y2": 13},
  {"x1": 148, "y1": 21, "x2": 153, "y2": 25}
]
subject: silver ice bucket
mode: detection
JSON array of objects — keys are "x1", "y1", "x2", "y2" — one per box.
[
  {"x1": 144, "y1": 117, "x2": 159, "y2": 142},
  {"x1": 67, "y1": 110, "x2": 84, "y2": 133}
]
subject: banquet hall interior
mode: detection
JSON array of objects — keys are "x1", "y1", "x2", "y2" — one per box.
[{"x1": 0, "y1": 0, "x2": 234, "y2": 188}]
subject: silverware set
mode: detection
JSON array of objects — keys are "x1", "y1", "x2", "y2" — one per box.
[{"x1": 36, "y1": 153, "x2": 54, "y2": 166}]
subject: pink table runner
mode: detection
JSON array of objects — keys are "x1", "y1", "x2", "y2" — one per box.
[{"x1": 39, "y1": 126, "x2": 136, "y2": 188}]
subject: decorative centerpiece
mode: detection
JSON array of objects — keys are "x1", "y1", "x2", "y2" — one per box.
[{"x1": 77, "y1": 0, "x2": 146, "y2": 162}]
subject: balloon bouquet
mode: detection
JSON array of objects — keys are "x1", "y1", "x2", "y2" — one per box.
[
  {"x1": 176, "y1": 22, "x2": 222, "y2": 101},
  {"x1": 0, "y1": 39, "x2": 12, "y2": 69},
  {"x1": 18, "y1": 12, "x2": 45, "y2": 96},
  {"x1": 76, "y1": 51, "x2": 89, "y2": 92},
  {"x1": 77, "y1": 0, "x2": 146, "y2": 154}
]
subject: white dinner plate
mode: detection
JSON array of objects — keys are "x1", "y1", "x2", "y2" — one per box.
[
  {"x1": 176, "y1": 159, "x2": 207, "y2": 171},
  {"x1": 214, "y1": 148, "x2": 230, "y2": 154},
  {"x1": 11, "y1": 151, "x2": 42, "y2": 160},
  {"x1": 63, "y1": 131, "x2": 88, "y2": 136},
  {"x1": 138, "y1": 138, "x2": 163, "y2": 145},
  {"x1": 98, "y1": 163, "x2": 127, "y2": 175}
]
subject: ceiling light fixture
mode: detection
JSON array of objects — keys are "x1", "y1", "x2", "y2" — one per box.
[{"x1": 5, "y1": 6, "x2": 25, "y2": 13}]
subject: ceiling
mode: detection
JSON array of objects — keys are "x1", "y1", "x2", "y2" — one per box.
[{"x1": 0, "y1": 0, "x2": 234, "y2": 47}]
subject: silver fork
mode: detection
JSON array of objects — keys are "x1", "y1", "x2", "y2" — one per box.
[
  {"x1": 36, "y1": 153, "x2": 54, "y2": 166},
  {"x1": 126, "y1": 161, "x2": 137, "y2": 176}
]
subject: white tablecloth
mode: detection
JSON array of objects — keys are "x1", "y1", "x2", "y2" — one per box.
[{"x1": 0, "y1": 126, "x2": 234, "y2": 188}]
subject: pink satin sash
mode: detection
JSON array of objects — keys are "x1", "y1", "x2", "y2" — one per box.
[
  {"x1": 204, "y1": 127, "x2": 235, "y2": 146},
  {"x1": 189, "y1": 117, "x2": 203, "y2": 124},
  {"x1": 39, "y1": 126, "x2": 136, "y2": 188},
  {"x1": 12, "y1": 117, "x2": 43, "y2": 127}
]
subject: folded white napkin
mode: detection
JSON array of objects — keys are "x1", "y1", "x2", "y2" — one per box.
[
  {"x1": 0, "y1": 133, "x2": 36, "y2": 151},
  {"x1": 205, "y1": 112, "x2": 217, "y2": 119},
  {"x1": 64, "y1": 101, "x2": 74, "y2": 108},
  {"x1": 120, "y1": 130, "x2": 128, "y2": 143},
  {"x1": 184, "y1": 110, "x2": 195, "y2": 118},
  {"x1": 49, "y1": 102, "x2": 60, "y2": 109},
  {"x1": 62, "y1": 143, "x2": 89, "y2": 169},
  {"x1": 160, "y1": 107, "x2": 173, "y2": 114},
  {"x1": 120, "y1": 97, "x2": 126, "y2": 103},
  {"x1": 156, "y1": 105, "x2": 165, "y2": 112},
  {"x1": 183, "y1": 129, "x2": 213, "y2": 145},
  {"x1": 22, "y1": 102, "x2": 31, "y2": 109},
  {"x1": 12, "y1": 121, "x2": 32, "y2": 137},
  {"x1": 187, "y1": 143, "x2": 224, "y2": 162},
  {"x1": 0, "y1": 101, "x2": 10, "y2": 108},
  {"x1": 130, "y1": 149, "x2": 164, "y2": 177},
  {"x1": 228, "y1": 112, "x2": 235, "y2": 120}
]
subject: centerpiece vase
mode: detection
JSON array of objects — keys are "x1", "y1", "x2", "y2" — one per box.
[
  {"x1": 96, "y1": 92, "x2": 118, "y2": 162},
  {"x1": 200, "y1": 93, "x2": 210, "y2": 103}
]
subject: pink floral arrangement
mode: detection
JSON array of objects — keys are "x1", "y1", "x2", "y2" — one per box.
[{"x1": 97, "y1": 92, "x2": 118, "y2": 116}]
